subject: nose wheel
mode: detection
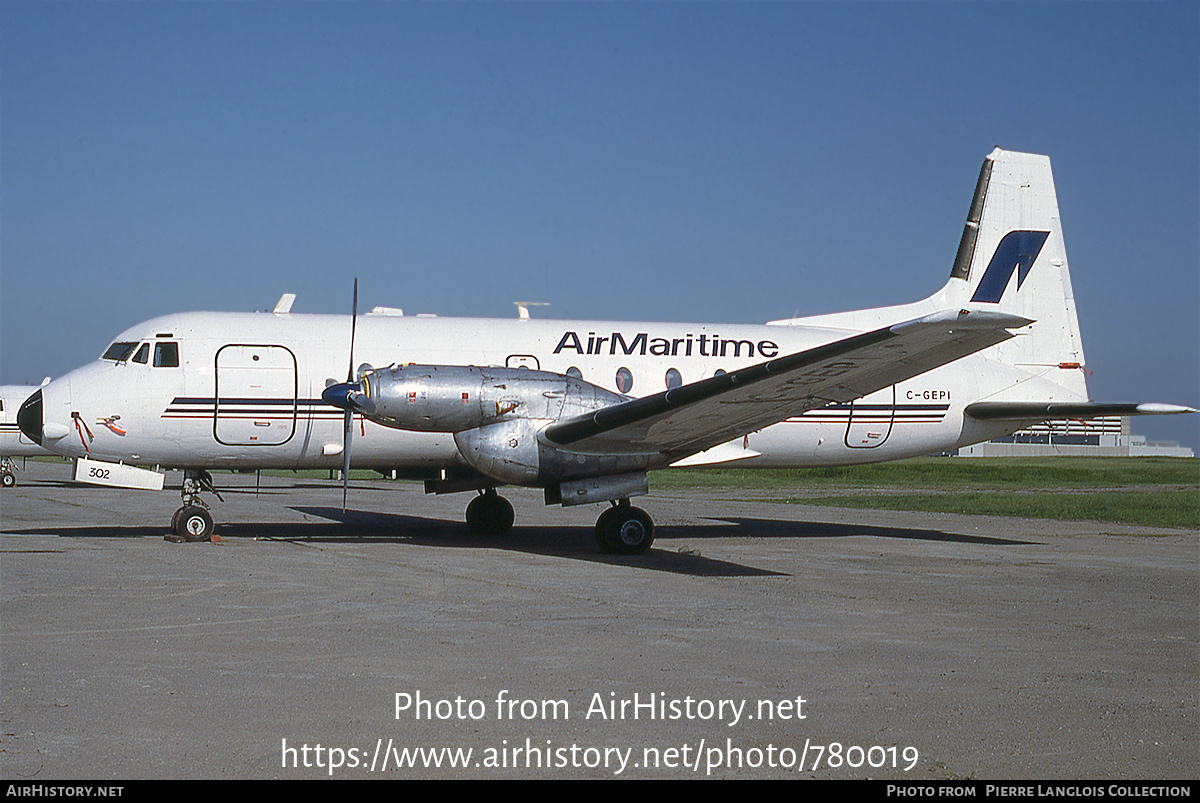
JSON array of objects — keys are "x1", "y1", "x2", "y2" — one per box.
[
  {"x1": 1, "y1": 458, "x2": 16, "y2": 487},
  {"x1": 595, "y1": 500, "x2": 654, "y2": 555},
  {"x1": 170, "y1": 469, "x2": 221, "y2": 542},
  {"x1": 172, "y1": 504, "x2": 214, "y2": 542}
]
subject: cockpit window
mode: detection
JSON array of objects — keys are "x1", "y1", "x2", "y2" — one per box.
[
  {"x1": 101, "y1": 342, "x2": 138, "y2": 362},
  {"x1": 154, "y1": 342, "x2": 179, "y2": 368},
  {"x1": 132, "y1": 344, "x2": 149, "y2": 364}
]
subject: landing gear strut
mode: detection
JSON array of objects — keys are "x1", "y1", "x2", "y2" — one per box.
[
  {"x1": 171, "y1": 469, "x2": 222, "y2": 542},
  {"x1": 595, "y1": 500, "x2": 654, "y2": 555},
  {"x1": 465, "y1": 488, "x2": 514, "y2": 536},
  {"x1": 1, "y1": 458, "x2": 17, "y2": 488}
]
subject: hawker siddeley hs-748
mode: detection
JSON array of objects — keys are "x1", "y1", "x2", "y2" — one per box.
[{"x1": 17, "y1": 149, "x2": 1194, "y2": 552}]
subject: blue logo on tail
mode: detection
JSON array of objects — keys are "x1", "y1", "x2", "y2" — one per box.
[{"x1": 970, "y1": 230, "x2": 1050, "y2": 303}]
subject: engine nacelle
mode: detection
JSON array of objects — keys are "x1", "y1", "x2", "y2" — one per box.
[
  {"x1": 354, "y1": 364, "x2": 655, "y2": 490},
  {"x1": 358, "y1": 364, "x2": 626, "y2": 433},
  {"x1": 453, "y1": 418, "x2": 654, "y2": 488}
]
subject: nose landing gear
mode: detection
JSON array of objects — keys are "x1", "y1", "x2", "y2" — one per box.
[
  {"x1": 1, "y1": 458, "x2": 17, "y2": 488},
  {"x1": 170, "y1": 469, "x2": 222, "y2": 542}
]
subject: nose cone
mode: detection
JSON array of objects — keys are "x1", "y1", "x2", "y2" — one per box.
[{"x1": 17, "y1": 389, "x2": 43, "y2": 445}]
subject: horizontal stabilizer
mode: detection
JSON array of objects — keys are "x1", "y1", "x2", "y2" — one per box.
[
  {"x1": 545, "y1": 310, "x2": 1031, "y2": 459},
  {"x1": 965, "y1": 401, "x2": 1197, "y2": 421}
]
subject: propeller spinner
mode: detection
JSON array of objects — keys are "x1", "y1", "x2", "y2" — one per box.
[{"x1": 320, "y1": 380, "x2": 369, "y2": 413}]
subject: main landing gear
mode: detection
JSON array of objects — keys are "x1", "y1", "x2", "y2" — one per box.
[
  {"x1": 465, "y1": 488, "x2": 515, "y2": 536},
  {"x1": 595, "y1": 499, "x2": 654, "y2": 555},
  {"x1": 170, "y1": 469, "x2": 222, "y2": 542},
  {"x1": 463, "y1": 490, "x2": 654, "y2": 554}
]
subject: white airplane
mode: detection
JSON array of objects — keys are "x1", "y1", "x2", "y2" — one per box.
[
  {"x1": 17, "y1": 149, "x2": 1194, "y2": 551},
  {"x1": 1, "y1": 380, "x2": 54, "y2": 487}
]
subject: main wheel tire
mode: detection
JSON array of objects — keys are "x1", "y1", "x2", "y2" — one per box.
[
  {"x1": 175, "y1": 505, "x2": 214, "y2": 542},
  {"x1": 465, "y1": 492, "x2": 515, "y2": 537},
  {"x1": 596, "y1": 505, "x2": 654, "y2": 555},
  {"x1": 1, "y1": 471, "x2": 15, "y2": 488},
  {"x1": 594, "y1": 506, "x2": 619, "y2": 552}
]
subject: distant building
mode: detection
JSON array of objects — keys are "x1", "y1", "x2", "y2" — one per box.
[{"x1": 957, "y1": 417, "x2": 1195, "y2": 458}]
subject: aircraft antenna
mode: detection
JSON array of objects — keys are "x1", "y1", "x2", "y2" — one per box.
[{"x1": 514, "y1": 302, "x2": 548, "y2": 320}]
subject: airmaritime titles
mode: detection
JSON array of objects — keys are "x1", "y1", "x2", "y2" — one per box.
[{"x1": 553, "y1": 330, "x2": 780, "y2": 359}]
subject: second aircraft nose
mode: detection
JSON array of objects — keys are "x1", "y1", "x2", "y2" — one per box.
[{"x1": 16, "y1": 389, "x2": 43, "y2": 446}]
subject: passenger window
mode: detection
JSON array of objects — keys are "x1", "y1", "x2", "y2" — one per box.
[
  {"x1": 154, "y1": 342, "x2": 180, "y2": 368},
  {"x1": 132, "y1": 344, "x2": 149, "y2": 364},
  {"x1": 615, "y1": 367, "x2": 633, "y2": 394},
  {"x1": 665, "y1": 368, "x2": 682, "y2": 389}
]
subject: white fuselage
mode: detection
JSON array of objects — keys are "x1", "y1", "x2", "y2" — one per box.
[{"x1": 31, "y1": 308, "x2": 1032, "y2": 474}]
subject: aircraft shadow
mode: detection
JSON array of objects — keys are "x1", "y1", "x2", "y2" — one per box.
[
  {"x1": 2, "y1": 525, "x2": 171, "y2": 539},
  {"x1": 0, "y1": 507, "x2": 1033, "y2": 577},
  {"x1": 0, "y1": 511, "x2": 777, "y2": 577},
  {"x1": 696, "y1": 517, "x2": 1037, "y2": 546},
  {"x1": 286, "y1": 507, "x2": 780, "y2": 576}
]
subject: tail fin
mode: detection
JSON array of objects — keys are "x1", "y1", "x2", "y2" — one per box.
[
  {"x1": 939, "y1": 148, "x2": 1088, "y2": 399},
  {"x1": 772, "y1": 148, "x2": 1195, "y2": 424}
]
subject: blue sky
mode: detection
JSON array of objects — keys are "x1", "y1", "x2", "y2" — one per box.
[{"x1": 2, "y1": 1, "x2": 1197, "y2": 450}]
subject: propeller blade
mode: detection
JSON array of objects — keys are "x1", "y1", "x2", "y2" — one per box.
[
  {"x1": 342, "y1": 409, "x2": 352, "y2": 513},
  {"x1": 347, "y1": 278, "x2": 358, "y2": 382},
  {"x1": 342, "y1": 278, "x2": 358, "y2": 512}
]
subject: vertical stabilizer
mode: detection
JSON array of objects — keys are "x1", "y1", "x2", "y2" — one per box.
[{"x1": 941, "y1": 148, "x2": 1089, "y2": 399}]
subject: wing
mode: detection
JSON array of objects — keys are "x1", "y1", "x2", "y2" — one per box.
[{"x1": 544, "y1": 310, "x2": 1031, "y2": 459}]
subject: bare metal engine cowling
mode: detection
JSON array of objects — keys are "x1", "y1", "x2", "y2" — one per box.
[{"x1": 357, "y1": 364, "x2": 652, "y2": 486}]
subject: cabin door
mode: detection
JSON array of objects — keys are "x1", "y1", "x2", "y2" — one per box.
[
  {"x1": 214, "y1": 344, "x2": 298, "y2": 446},
  {"x1": 844, "y1": 386, "x2": 895, "y2": 449}
]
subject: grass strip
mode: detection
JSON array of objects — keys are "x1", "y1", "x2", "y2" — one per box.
[
  {"x1": 652, "y1": 457, "x2": 1198, "y2": 491},
  {"x1": 775, "y1": 489, "x2": 1198, "y2": 530},
  {"x1": 654, "y1": 458, "x2": 1198, "y2": 529}
]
